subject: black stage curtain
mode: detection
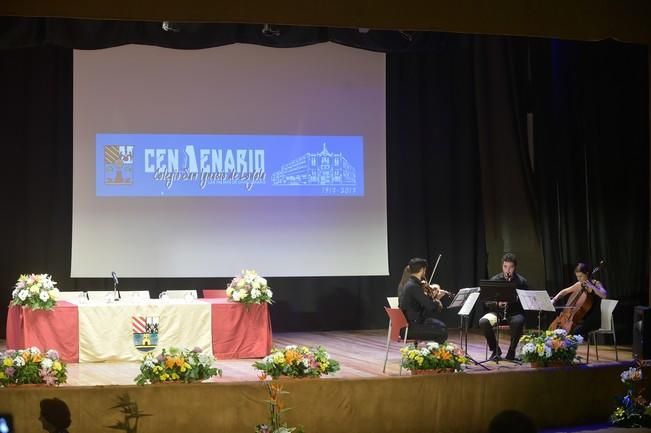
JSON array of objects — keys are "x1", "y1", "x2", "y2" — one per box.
[
  {"x1": 0, "y1": 18, "x2": 648, "y2": 338},
  {"x1": 530, "y1": 39, "x2": 649, "y2": 333}
]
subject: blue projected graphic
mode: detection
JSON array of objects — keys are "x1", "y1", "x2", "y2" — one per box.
[{"x1": 96, "y1": 134, "x2": 364, "y2": 196}]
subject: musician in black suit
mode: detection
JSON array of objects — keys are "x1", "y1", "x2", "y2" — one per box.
[
  {"x1": 479, "y1": 253, "x2": 529, "y2": 361},
  {"x1": 398, "y1": 258, "x2": 448, "y2": 343}
]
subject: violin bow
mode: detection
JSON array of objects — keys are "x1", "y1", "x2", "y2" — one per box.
[{"x1": 428, "y1": 254, "x2": 443, "y2": 286}]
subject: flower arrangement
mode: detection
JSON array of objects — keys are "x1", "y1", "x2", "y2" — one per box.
[
  {"x1": 134, "y1": 347, "x2": 222, "y2": 385},
  {"x1": 11, "y1": 274, "x2": 59, "y2": 310},
  {"x1": 226, "y1": 269, "x2": 273, "y2": 304},
  {"x1": 0, "y1": 347, "x2": 67, "y2": 386},
  {"x1": 255, "y1": 381, "x2": 305, "y2": 433},
  {"x1": 400, "y1": 341, "x2": 469, "y2": 372},
  {"x1": 610, "y1": 362, "x2": 651, "y2": 427},
  {"x1": 519, "y1": 329, "x2": 583, "y2": 366},
  {"x1": 253, "y1": 345, "x2": 340, "y2": 379}
]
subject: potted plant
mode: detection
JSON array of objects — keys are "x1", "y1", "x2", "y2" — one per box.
[
  {"x1": 0, "y1": 347, "x2": 67, "y2": 386},
  {"x1": 253, "y1": 345, "x2": 340, "y2": 379},
  {"x1": 519, "y1": 329, "x2": 583, "y2": 367},
  {"x1": 134, "y1": 347, "x2": 221, "y2": 385},
  {"x1": 400, "y1": 341, "x2": 469, "y2": 374}
]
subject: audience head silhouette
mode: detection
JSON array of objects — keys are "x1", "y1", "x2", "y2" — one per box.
[
  {"x1": 489, "y1": 409, "x2": 536, "y2": 433},
  {"x1": 39, "y1": 398, "x2": 71, "y2": 433}
]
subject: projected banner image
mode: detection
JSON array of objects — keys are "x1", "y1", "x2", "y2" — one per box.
[{"x1": 97, "y1": 134, "x2": 364, "y2": 197}]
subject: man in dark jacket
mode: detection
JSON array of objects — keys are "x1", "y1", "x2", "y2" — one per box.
[{"x1": 398, "y1": 257, "x2": 448, "y2": 343}]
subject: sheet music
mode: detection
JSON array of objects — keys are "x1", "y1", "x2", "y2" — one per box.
[
  {"x1": 448, "y1": 287, "x2": 480, "y2": 309},
  {"x1": 458, "y1": 292, "x2": 480, "y2": 316},
  {"x1": 516, "y1": 289, "x2": 556, "y2": 312}
]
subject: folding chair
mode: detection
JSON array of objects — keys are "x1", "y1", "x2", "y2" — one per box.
[{"x1": 587, "y1": 299, "x2": 619, "y2": 363}]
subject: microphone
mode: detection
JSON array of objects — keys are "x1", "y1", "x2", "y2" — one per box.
[{"x1": 111, "y1": 272, "x2": 120, "y2": 300}]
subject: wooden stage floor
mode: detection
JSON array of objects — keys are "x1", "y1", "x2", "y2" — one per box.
[{"x1": 1, "y1": 328, "x2": 631, "y2": 386}]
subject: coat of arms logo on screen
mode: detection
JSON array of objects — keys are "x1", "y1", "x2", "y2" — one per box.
[
  {"x1": 105, "y1": 145, "x2": 134, "y2": 185},
  {"x1": 132, "y1": 316, "x2": 159, "y2": 352}
]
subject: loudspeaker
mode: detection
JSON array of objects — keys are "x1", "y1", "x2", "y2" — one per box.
[{"x1": 633, "y1": 306, "x2": 651, "y2": 359}]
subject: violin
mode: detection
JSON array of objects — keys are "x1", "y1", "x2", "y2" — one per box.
[
  {"x1": 548, "y1": 260, "x2": 605, "y2": 332},
  {"x1": 420, "y1": 254, "x2": 453, "y2": 309}
]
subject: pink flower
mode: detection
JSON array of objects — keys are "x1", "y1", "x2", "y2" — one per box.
[{"x1": 39, "y1": 367, "x2": 58, "y2": 386}]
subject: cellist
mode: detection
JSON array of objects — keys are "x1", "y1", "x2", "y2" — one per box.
[{"x1": 551, "y1": 262, "x2": 608, "y2": 338}]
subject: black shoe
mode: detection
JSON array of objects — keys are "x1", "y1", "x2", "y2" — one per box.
[
  {"x1": 489, "y1": 347, "x2": 502, "y2": 361},
  {"x1": 505, "y1": 349, "x2": 522, "y2": 362}
]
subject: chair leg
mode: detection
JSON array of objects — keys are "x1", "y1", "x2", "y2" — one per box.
[
  {"x1": 586, "y1": 333, "x2": 591, "y2": 364},
  {"x1": 595, "y1": 333, "x2": 599, "y2": 361},
  {"x1": 613, "y1": 330, "x2": 619, "y2": 361},
  {"x1": 399, "y1": 328, "x2": 410, "y2": 376},
  {"x1": 383, "y1": 322, "x2": 392, "y2": 374}
]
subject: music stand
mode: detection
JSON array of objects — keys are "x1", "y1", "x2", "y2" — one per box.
[
  {"x1": 455, "y1": 291, "x2": 488, "y2": 370},
  {"x1": 517, "y1": 289, "x2": 556, "y2": 333},
  {"x1": 477, "y1": 280, "x2": 517, "y2": 365},
  {"x1": 449, "y1": 288, "x2": 480, "y2": 351}
]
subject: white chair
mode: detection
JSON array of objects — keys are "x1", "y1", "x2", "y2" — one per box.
[
  {"x1": 387, "y1": 296, "x2": 399, "y2": 309},
  {"x1": 587, "y1": 299, "x2": 619, "y2": 363},
  {"x1": 163, "y1": 290, "x2": 198, "y2": 299},
  {"x1": 120, "y1": 290, "x2": 151, "y2": 300},
  {"x1": 56, "y1": 291, "x2": 87, "y2": 302},
  {"x1": 86, "y1": 291, "x2": 118, "y2": 301}
]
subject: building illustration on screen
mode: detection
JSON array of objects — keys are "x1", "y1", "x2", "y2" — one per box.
[
  {"x1": 104, "y1": 145, "x2": 134, "y2": 185},
  {"x1": 271, "y1": 143, "x2": 356, "y2": 186}
]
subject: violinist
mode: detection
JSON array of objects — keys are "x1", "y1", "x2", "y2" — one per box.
[
  {"x1": 551, "y1": 262, "x2": 607, "y2": 338},
  {"x1": 397, "y1": 258, "x2": 448, "y2": 343},
  {"x1": 479, "y1": 253, "x2": 529, "y2": 361}
]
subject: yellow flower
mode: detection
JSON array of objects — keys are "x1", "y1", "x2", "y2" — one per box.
[
  {"x1": 32, "y1": 354, "x2": 43, "y2": 363},
  {"x1": 272, "y1": 352, "x2": 285, "y2": 364},
  {"x1": 416, "y1": 356, "x2": 424, "y2": 366},
  {"x1": 160, "y1": 373, "x2": 169, "y2": 381},
  {"x1": 52, "y1": 361, "x2": 62, "y2": 371},
  {"x1": 284, "y1": 350, "x2": 301, "y2": 364},
  {"x1": 320, "y1": 361, "x2": 330, "y2": 371},
  {"x1": 0, "y1": 372, "x2": 5, "y2": 379},
  {"x1": 436, "y1": 350, "x2": 452, "y2": 361},
  {"x1": 3, "y1": 358, "x2": 12, "y2": 367},
  {"x1": 171, "y1": 372, "x2": 179, "y2": 380}
]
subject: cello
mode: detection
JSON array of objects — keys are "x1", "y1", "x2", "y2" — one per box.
[{"x1": 548, "y1": 260, "x2": 605, "y2": 332}]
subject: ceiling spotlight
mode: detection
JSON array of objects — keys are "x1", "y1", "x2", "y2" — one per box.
[
  {"x1": 162, "y1": 21, "x2": 180, "y2": 32},
  {"x1": 262, "y1": 24, "x2": 280, "y2": 37},
  {"x1": 399, "y1": 31, "x2": 414, "y2": 42}
]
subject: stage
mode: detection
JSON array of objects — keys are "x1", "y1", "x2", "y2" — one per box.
[{"x1": 0, "y1": 329, "x2": 635, "y2": 433}]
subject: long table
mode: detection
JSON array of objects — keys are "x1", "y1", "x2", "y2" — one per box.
[{"x1": 6, "y1": 298, "x2": 272, "y2": 362}]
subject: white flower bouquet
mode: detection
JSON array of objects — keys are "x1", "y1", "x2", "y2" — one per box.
[
  {"x1": 11, "y1": 274, "x2": 59, "y2": 310},
  {"x1": 226, "y1": 270, "x2": 273, "y2": 304}
]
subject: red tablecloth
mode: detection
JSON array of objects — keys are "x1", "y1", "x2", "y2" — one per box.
[
  {"x1": 6, "y1": 301, "x2": 80, "y2": 362},
  {"x1": 203, "y1": 298, "x2": 273, "y2": 359},
  {"x1": 6, "y1": 299, "x2": 272, "y2": 362}
]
